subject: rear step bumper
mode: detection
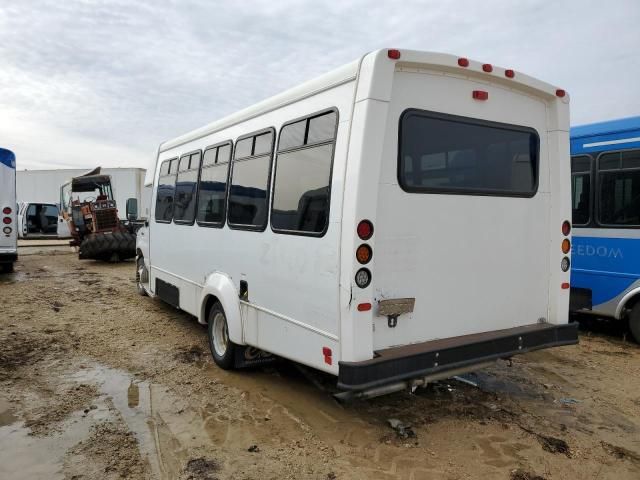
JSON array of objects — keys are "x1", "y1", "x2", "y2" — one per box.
[{"x1": 337, "y1": 322, "x2": 579, "y2": 391}]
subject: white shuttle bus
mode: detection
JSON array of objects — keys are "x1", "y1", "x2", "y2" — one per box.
[
  {"x1": 1, "y1": 148, "x2": 17, "y2": 273},
  {"x1": 137, "y1": 49, "x2": 578, "y2": 397}
]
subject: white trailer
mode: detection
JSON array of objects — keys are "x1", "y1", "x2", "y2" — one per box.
[
  {"x1": 136, "y1": 49, "x2": 577, "y2": 396},
  {"x1": 0, "y1": 148, "x2": 17, "y2": 273},
  {"x1": 17, "y1": 168, "x2": 146, "y2": 221}
]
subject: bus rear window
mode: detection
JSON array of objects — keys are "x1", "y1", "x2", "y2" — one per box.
[{"x1": 398, "y1": 110, "x2": 539, "y2": 197}]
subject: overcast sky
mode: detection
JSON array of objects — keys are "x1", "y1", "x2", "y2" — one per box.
[{"x1": 1, "y1": 0, "x2": 639, "y2": 172}]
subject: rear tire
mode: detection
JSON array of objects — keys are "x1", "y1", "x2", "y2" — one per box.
[
  {"x1": 207, "y1": 302, "x2": 237, "y2": 370},
  {"x1": 628, "y1": 302, "x2": 640, "y2": 343},
  {"x1": 0, "y1": 263, "x2": 14, "y2": 274}
]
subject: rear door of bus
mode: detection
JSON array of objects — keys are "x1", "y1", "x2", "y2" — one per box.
[{"x1": 374, "y1": 69, "x2": 551, "y2": 350}]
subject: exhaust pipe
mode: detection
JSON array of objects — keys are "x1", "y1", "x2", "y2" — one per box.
[{"x1": 334, "y1": 360, "x2": 496, "y2": 401}]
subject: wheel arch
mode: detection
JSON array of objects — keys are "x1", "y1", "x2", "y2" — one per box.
[{"x1": 199, "y1": 271, "x2": 244, "y2": 345}]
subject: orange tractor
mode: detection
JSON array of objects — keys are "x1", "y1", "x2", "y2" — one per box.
[{"x1": 60, "y1": 168, "x2": 136, "y2": 262}]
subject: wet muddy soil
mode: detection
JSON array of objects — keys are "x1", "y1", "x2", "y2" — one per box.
[{"x1": 1, "y1": 253, "x2": 640, "y2": 479}]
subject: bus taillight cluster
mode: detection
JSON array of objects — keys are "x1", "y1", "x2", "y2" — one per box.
[
  {"x1": 561, "y1": 220, "x2": 571, "y2": 272},
  {"x1": 2, "y1": 206, "x2": 12, "y2": 235},
  {"x1": 355, "y1": 220, "x2": 373, "y2": 289}
]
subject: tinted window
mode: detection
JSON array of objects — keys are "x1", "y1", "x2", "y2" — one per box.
[
  {"x1": 272, "y1": 110, "x2": 337, "y2": 234},
  {"x1": 572, "y1": 174, "x2": 590, "y2": 225},
  {"x1": 279, "y1": 119, "x2": 306, "y2": 150},
  {"x1": 235, "y1": 137, "x2": 252, "y2": 159},
  {"x1": 155, "y1": 158, "x2": 178, "y2": 222},
  {"x1": 174, "y1": 152, "x2": 201, "y2": 223},
  {"x1": 197, "y1": 143, "x2": 231, "y2": 225},
  {"x1": 571, "y1": 155, "x2": 592, "y2": 226},
  {"x1": 254, "y1": 132, "x2": 274, "y2": 156},
  {"x1": 598, "y1": 149, "x2": 640, "y2": 226},
  {"x1": 228, "y1": 130, "x2": 274, "y2": 228},
  {"x1": 399, "y1": 110, "x2": 539, "y2": 196}
]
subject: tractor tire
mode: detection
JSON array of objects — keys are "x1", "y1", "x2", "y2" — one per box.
[{"x1": 79, "y1": 231, "x2": 136, "y2": 262}]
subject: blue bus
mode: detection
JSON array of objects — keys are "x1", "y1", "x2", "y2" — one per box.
[{"x1": 569, "y1": 116, "x2": 640, "y2": 341}]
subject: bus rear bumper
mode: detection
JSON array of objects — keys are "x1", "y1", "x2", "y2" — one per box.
[{"x1": 337, "y1": 322, "x2": 579, "y2": 392}]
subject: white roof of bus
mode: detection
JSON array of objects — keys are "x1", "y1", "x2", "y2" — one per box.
[
  {"x1": 160, "y1": 59, "x2": 360, "y2": 153},
  {"x1": 160, "y1": 49, "x2": 566, "y2": 153}
]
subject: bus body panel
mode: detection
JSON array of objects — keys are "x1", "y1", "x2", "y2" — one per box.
[
  {"x1": 370, "y1": 68, "x2": 563, "y2": 350},
  {"x1": 570, "y1": 117, "x2": 640, "y2": 319},
  {"x1": 148, "y1": 79, "x2": 356, "y2": 374},
  {"x1": 0, "y1": 148, "x2": 17, "y2": 268}
]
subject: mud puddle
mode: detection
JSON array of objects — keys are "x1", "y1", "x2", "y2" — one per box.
[{"x1": 0, "y1": 395, "x2": 93, "y2": 480}]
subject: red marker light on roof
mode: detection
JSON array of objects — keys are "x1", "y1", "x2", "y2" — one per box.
[
  {"x1": 472, "y1": 90, "x2": 489, "y2": 101},
  {"x1": 458, "y1": 57, "x2": 469, "y2": 67},
  {"x1": 387, "y1": 49, "x2": 401, "y2": 60},
  {"x1": 556, "y1": 89, "x2": 566, "y2": 98},
  {"x1": 482, "y1": 64, "x2": 493, "y2": 72},
  {"x1": 505, "y1": 69, "x2": 515, "y2": 78}
]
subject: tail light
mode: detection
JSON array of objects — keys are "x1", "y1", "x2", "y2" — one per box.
[
  {"x1": 355, "y1": 268, "x2": 371, "y2": 288},
  {"x1": 3, "y1": 226, "x2": 11, "y2": 234},
  {"x1": 562, "y1": 220, "x2": 571, "y2": 236},
  {"x1": 356, "y1": 244, "x2": 372, "y2": 264},
  {"x1": 2, "y1": 217, "x2": 11, "y2": 225},
  {"x1": 2, "y1": 207, "x2": 11, "y2": 215},
  {"x1": 357, "y1": 220, "x2": 373, "y2": 240},
  {"x1": 561, "y1": 257, "x2": 570, "y2": 272},
  {"x1": 561, "y1": 239, "x2": 571, "y2": 254},
  {"x1": 357, "y1": 302, "x2": 372, "y2": 312}
]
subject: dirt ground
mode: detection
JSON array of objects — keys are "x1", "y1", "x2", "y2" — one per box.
[{"x1": 1, "y1": 250, "x2": 640, "y2": 480}]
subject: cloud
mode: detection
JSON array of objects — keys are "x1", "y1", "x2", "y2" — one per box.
[{"x1": 1, "y1": 0, "x2": 639, "y2": 170}]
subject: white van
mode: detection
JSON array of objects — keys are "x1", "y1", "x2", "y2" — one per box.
[
  {"x1": 0, "y1": 148, "x2": 17, "y2": 273},
  {"x1": 137, "y1": 49, "x2": 577, "y2": 396},
  {"x1": 17, "y1": 202, "x2": 60, "y2": 239}
]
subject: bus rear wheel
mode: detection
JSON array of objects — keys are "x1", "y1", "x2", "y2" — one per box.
[
  {"x1": 629, "y1": 303, "x2": 640, "y2": 344},
  {"x1": 207, "y1": 302, "x2": 237, "y2": 370}
]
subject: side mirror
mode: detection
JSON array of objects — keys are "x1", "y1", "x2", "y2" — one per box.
[{"x1": 126, "y1": 198, "x2": 138, "y2": 221}]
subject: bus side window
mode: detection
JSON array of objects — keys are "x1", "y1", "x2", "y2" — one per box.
[
  {"x1": 228, "y1": 129, "x2": 275, "y2": 230},
  {"x1": 271, "y1": 109, "x2": 338, "y2": 235},
  {"x1": 571, "y1": 155, "x2": 592, "y2": 226},
  {"x1": 174, "y1": 151, "x2": 202, "y2": 224},
  {"x1": 197, "y1": 142, "x2": 232, "y2": 227},
  {"x1": 155, "y1": 158, "x2": 178, "y2": 223},
  {"x1": 597, "y1": 149, "x2": 640, "y2": 226}
]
